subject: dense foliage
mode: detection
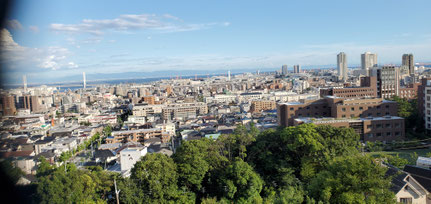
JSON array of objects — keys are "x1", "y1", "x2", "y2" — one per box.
[
  {"x1": 36, "y1": 157, "x2": 115, "y2": 203},
  {"x1": 390, "y1": 96, "x2": 427, "y2": 139},
  {"x1": 31, "y1": 124, "x2": 398, "y2": 203}
]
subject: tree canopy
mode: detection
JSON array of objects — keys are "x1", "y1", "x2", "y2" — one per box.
[{"x1": 32, "y1": 124, "x2": 398, "y2": 203}]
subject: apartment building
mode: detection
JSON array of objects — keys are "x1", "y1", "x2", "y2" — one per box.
[
  {"x1": 250, "y1": 100, "x2": 276, "y2": 113},
  {"x1": 106, "y1": 128, "x2": 170, "y2": 144},
  {"x1": 162, "y1": 102, "x2": 208, "y2": 121}
]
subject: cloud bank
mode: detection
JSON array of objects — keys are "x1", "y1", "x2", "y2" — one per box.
[{"x1": 50, "y1": 14, "x2": 230, "y2": 35}]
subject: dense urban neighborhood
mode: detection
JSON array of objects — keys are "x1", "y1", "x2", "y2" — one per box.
[{"x1": 1, "y1": 52, "x2": 431, "y2": 203}]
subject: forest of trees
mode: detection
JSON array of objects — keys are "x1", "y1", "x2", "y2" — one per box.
[{"x1": 29, "y1": 123, "x2": 399, "y2": 204}]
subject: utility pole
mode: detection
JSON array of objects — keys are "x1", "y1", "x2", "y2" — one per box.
[{"x1": 114, "y1": 178, "x2": 120, "y2": 204}]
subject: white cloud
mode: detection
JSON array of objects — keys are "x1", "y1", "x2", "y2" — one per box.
[
  {"x1": 50, "y1": 14, "x2": 229, "y2": 35},
  {"x1": 29, "y1": 26, "x2": 39, "y2": 33},
  {"x1": 0, "y1": 29, "x2": 77, "y2": 71},
  {"x1": 67, "y1": 62, "x2": 78, "y2": 68},
  {"x1": 6, "y1": 19, "x2": 23, "y2": 30}
]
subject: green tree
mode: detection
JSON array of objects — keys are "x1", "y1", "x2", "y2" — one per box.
[
  {"x1": 308, "y1": 155, "x2": 395, "y2": 204},
  {"x1": 264, "y1": 186, "x2": 305, "y2": 204},
  {"x1": 131, "y1": 153, "x2": 192, "y2": 203},
  {"x1": 117, "y1": 177, "x2": 146, "y2": 204},
  {"x1": 36, "y1": 156, "x2": 54, "y2": 178},
  {"x1": 103, "y1": 125, "x2": 112, "y2": 136},
  {"x1": 248, "y1": 124, "x2": 361, "y2": 192},
  {"x1": 173, "y1": 139, "x2": 211, "y2": 192},
  {"x1": 217, "y1": 159, "x2": 263, "y2": 203},
  {"x1": 217, "y1": 124, "x2": 256, "y2": 161},
  {"x1": 382, "y1": 154, "x2": 409, "y2": 169},
  {"x1": 0, "y1": 160, "x2": 23, "y2": 184},
  {"x1": 36, "y1": 163, "x2": 106, "y2": 204}
]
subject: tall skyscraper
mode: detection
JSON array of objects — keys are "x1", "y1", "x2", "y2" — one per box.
[
  {"x1": 83, "y1": 72, "x2": 86, "y2": 89},
  {"x1": 337, "y1": 52, "x2": 348, "y2": 81},
  {"x1": 402, "y1": 54, "x2": 414, "y2": 75},
  {"x1": 361, "y1": 52, "x2": 377, "y2": 72},
  {"x1": 228, "y1": 70, "x2": 231, "y2": 81},
  {"x1": 282, "y1": 65, "x2": 288, "y2": 75},
  {"x1": 293, "y1": 65, "x2": 301, "y2": 73},
  {"x1": 22, "y1": 75, "x2": 27, "y2": 92}
]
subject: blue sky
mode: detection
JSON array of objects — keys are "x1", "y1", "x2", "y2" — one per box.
[{"x1": 1, "y1": 0, "x2": 431, "y2": 84}]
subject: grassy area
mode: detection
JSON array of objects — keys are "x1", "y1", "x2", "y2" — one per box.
[{"x1": 367, "y1": 148, "x2": 431, "y2": 164}]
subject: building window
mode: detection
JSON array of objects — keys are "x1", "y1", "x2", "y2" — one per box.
[
  {"x1": 350, "y1": 114, "x2": 355, "y2": 118},
  {"x1": 359, "y1": 107, "x2": 363, "y2": 110},
  {"x1": 386, "y1": 132, "x2": 391, "y2": 136},
  {"x1": 367, "y1": 133, "x2": 373, "y2": 138},
  {"x1": 385, "y1": 124, "x2": 391, "y2": 128},
  {"x1": 377, "y1": 113, "x2": 381, "y2": 116},
  {"x1": 376, "y1": 124, "x2": 382, "y2": 129},
  {"x1": 367, "y1": 125, "x2": 372, "y2": 129},
  {"x1": 395, "y1": 132, "x2": 400, "y2": 136},
  {"x1": 400, "y1": 197, "x2": 412, "y2": 204},
  {"x1": 377, "y1": 106, "x2": 381, "y2": 109},
  {"x1": 342, "y1": 108, "x2": 346, "y2": 111},
  {"x1": 342, "y1": 115, "x2": 346, "y2": 118},
  {"x1": 376, "y1": 133, "x2": 382, "y2": 137},
  {"x1": 289, "y1": 107, "x2": 294, "y2": 110},
  {"x1": 395, "y1": 123, "x2": 400, "y2": 128},
  {"x1": 385, "y1": 105, "x2": 389, "y2": 108},
  {"x1": 351, "y1": 107, "x2": 355, "y2": 111}
]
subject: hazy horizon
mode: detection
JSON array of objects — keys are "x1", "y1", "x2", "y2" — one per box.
[{"x1": 1, "y1": 0, "x2": 431, "y2": 84}]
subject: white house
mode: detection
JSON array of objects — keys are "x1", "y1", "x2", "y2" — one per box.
[{"x1": 119, "y1": 146, "x2": 147, "y2": 173}]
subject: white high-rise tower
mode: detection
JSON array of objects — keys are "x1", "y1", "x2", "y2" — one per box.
[
  {"x1": 83, "y1": 72, "x2": 86, "y2": 89},
  {"x1": 228, "y1": 70, "x2": 231, "y2": 81},
  {"x1": 337, "y1": 52, "x2": 348, "y2": 81},
  {"x1": 361, "y1": 52, "x2": 377, "y2": 76},
  {"x1": 23, "y1": 75, "x2": 27, "y2": 92}
]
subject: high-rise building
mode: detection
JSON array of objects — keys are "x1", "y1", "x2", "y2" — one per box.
[
  {"x1": 417, "y1": 78, "x2": 431, "y2": 132},
  {"x1": 0, "y1": 95, "x2": 17, "y2": 116},
  {"x1": 402, "y1": 54, "x2": 414, "y2": 75},
  {"x1": 23, "y1": 75, "x2": 27, "y2": 92},
  {"x1": 282, "y1": 65, "x2": 288, "y2": 75},
  {"x1": 293, "y1": 65, "x2": 301, "y2": 73},
  {"x1": 373, "y1": 65, "x2": 400, "y2": 99},
  {"x1": 18, "y1": 95, "x2": 40, "y2": 113},
  {"x1": 361, "y1": 52, "x2": 378, "y2": 74},
  {"x1": 337, "y1": 52, "x2": 348, "y2": 81},
  {"x1": 83, "y1": 72, "x2": 86, "y2": 89},
  {"x1": 228, "y1": 70, "x2": 231, "y2": 81}
]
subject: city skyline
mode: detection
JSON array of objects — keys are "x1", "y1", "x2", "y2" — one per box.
[{"x1": 1, "y1": 0, "x2": 431, "y2": 84}]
